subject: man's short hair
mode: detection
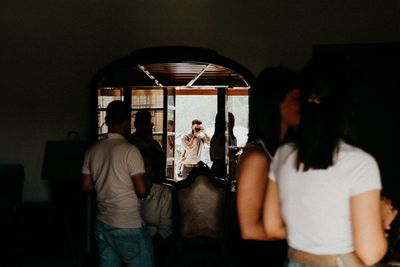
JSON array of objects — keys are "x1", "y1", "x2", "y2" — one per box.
[
  {"x1": 192, "y1": 119, "x2": 202, "y2": 125},
  {"x1": 105, "y1": 100, "x2": 130, "y2": 126}
]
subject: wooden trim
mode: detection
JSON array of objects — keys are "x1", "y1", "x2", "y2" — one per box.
[
  {"x1": 227, "y1": 89, "x2": 248, "y2": 96},
  {"x1": 175, "y1": 89, "x2": 248, "y2": 96},
  {"x1": 167, "y1": 87, "x2": 175, "y2": 95},
  {"x1": 176, "y1": 89, "x2": 217, "y2": 95},
  {"x1": 97, "y1": 88, "x2": 123, "y2": 96}
]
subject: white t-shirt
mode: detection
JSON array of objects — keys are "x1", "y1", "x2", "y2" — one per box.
[
  {"x1": 141, "y1": 183, "x2": 173, "y2": 239},
  {"x1": 269, "y1": 141, "x2": 381, "y2": 255},
  {"x1": 82, "y1": 133, "x2": 146, "y2": 228}
]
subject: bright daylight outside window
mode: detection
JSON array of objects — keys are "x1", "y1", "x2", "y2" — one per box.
[{"x1": 174, "y1": 93, "x2": 249, "y2": 171}]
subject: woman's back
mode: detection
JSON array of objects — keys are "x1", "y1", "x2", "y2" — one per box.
[
  {"x1": 270, "y1": 141, "x2": 381, "y2": 254},
  {"x1": 262, "y1": 59, "x2": 396, "y2": 266}
]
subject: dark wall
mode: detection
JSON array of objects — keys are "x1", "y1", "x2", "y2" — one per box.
[
  {"x1": 313, "y1": 43, "x2": 400, "y2": 205},
  {"x1": 1, "y1": 0, "x2": 399, "y2": 201}
]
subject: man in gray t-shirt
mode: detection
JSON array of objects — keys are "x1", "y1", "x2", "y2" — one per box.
[
  {"x1": 180, "y1": 119, "x2": 210, "y2": 179},
  {"x1": 82, "y1": 100, "x2": 154, "y2": 267}
]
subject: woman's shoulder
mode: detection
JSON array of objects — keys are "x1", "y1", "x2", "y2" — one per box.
[
  {"x1": 275, "y1": 142, "x2": 296, "y2": 155},
  {"x1": 337, "y1": 141, "x2": 378, "y2": 167},
  {"x1": 243, "y1": 142, "x2": 267, "y2": 155},
  {"x1": 338, "y1": 141, "x2": 375, "y2": 159},
  {"x1": 239, "y1": 143, "x2": 270, "y2": 164}
]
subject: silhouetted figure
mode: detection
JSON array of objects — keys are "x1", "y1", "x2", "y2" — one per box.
[
  {"x1": 235, "y1": 66, "x2": 301, "y2": 266},
  {"x1": 141, "y1": 173, "x2": 173, "y2": 267},
  {"x1": 130, "y1": 110, "x2": 165, "y2": 182},
  {"x1": 130, "y1": 110, "x2": 173, "y2": 267},
  {"x1": 82, "y1": 101, "x2": 154, "y2": 267},
  {"x1": 210, "y1": 111, "x2": 237, "y2": 179}
]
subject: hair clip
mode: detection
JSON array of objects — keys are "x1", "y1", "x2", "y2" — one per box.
[{"x1": 307, "y1": 95, "x2": 321, "y2": 105}]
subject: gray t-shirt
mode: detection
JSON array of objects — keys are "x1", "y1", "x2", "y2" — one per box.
[
  {"x1": 181, "y1": 132, "x2": 211, "y2": 165},
  {"x1": 82, "y1": 133, "x2": 145, "y2": 228}
]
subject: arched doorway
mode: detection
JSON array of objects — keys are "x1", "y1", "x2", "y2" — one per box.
[{"x1": 91, "y1": 46, "x2": 255, "y2": 181}]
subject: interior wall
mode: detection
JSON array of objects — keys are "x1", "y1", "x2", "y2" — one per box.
[{"x1": 1, "y1": 0, "x2": 399, "y2": 201}]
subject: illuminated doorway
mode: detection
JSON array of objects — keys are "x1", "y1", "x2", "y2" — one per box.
[{"x1": 92, "y1": 47, "x2": 254, "y2": 180}]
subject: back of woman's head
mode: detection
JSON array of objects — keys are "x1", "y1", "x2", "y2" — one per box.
[
  {"x1": 296, "y1": 59, "x2": 347, "y2": 171},
  {"x1": 134, "y1": 110, "x2": 152, "y2": 133},
  {"x1": 248, "y1": 66, "x2": 300, "y2": 153},
  {"x1": 214, "y1": 110, "x2": 226, "y2": 135},
  {"x1": 228, "y1": 112, "x2": 235, "y2": 137}
]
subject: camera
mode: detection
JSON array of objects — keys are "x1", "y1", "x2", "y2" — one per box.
[{"x1": 195, "y1": 127, "x2": 201, "y2": 132}]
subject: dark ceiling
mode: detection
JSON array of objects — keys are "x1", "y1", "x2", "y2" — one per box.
[
  {"x1": 94, "y1": 47, "x2": 255, "y2": 88},
  {"x1": 100, "y1": 62, "x2": 250, "y2": 88}
]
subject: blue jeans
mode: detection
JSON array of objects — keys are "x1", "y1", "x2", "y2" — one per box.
[
  {"x1": 286, "y1": 258, "x2": 376, "y2": 267},
  {"x1": 95, "y1": 220, "x2": 154, "y2": 267},
  {"x1": 285, "y1": 259, "x2": 327, "y2": 267}
]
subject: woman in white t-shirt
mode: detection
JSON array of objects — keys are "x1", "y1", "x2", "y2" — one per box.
[{"x1": 262, "y1": 60, "x2": 398, "y2": 266}]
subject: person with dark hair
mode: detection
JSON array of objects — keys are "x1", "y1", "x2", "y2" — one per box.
[
  {"x1": 81, "y1": 100, "x2": 154, "y2": 267},
  {"x1": 210, "y1": 111, "x2": 237, "y2": 179},
  {"x1": 262, "y1": 60, "x2": 398, "y2": 266},
  {"x1": 235, "y1": 66, "x2": 301, "y2": 266},
  {"x1": 129, "y1": 110, "x2": 173, "y2": 267},
  {"x1": 130, "y1": 109, "x2": 165, "y2": 181},
  {"x1": 179, "y1": 119, "x2": 210, "y2": 179},
  {"x1": 141, "y1": 174, "x2": 173, "y2": 267},
  {"x1": 227, "y1": 112, "x2": 238, "y2": 181}
]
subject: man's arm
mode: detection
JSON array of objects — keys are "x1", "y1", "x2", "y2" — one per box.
[
  {"x1": 82, "y1": 173, "x2": 94, "y2": 192},
  {"x1": 182, "y1": 134, "x2": 196, "y2": 149},
  {"x1": 199, "y1": 125, "x2": 211, "y2": 145},
  {"x1": 131, "y1": 173, "x2": 149, "y2": 199},
  {"x1": 202, "y1": 132, "x2": 211, "y2": 145}
]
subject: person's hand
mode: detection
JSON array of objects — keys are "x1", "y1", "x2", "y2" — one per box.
[
  {"x1": 193, "y1": 125, "x2": 204, "y2": 137},
  {"x1": 381, "y1": 196, "x2": 398, "y2": 234},
  {"x1": 198, "y1": 125, "x2": 207, "y2": 138}
]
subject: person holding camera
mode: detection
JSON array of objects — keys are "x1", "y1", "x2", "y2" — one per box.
[{"x1": 179, "y1": 119, "x2": 210, "y2": 179}]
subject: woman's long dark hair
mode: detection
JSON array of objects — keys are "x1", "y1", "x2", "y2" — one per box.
[
  {"x1": 228, "y1": 112, "x2": 236, "y2": 142},
  {"x1": 213, "y1": 110, "x2": 226, "y2": 138},
  {"x1": 247, "y1": 66, "x2": 300, "y2": 154},
  {"x1": 296, "y1": 59, "x2": 349, "y2": 171}
]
